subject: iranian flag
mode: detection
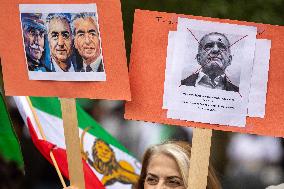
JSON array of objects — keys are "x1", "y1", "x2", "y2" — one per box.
[{"x1": 14, "y1": 96, "x2": 141, "y2": 189}]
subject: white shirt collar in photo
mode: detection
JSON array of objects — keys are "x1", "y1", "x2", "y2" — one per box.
[
  {"x1": 52, "y1": 58, "x2": 74, "y2": 72},
  {"x1": 195, "y1": 71, "x2": 226, "y2": 87},
  {"x1": 83, "y1": 55, "x2": 102, "y2": 72}
]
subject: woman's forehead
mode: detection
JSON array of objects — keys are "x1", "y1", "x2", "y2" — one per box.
[{"x1": 147, "y1": 153, "x2": 181, "y2": 177}]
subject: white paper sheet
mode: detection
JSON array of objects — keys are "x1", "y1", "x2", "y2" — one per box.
[
  {"x1": 163, "y1": 31, "x2": 177, "y2": 108},
  {"x1": 163, "y1": 18, "x2": 258, "y2": 127},
  {"x1": 247, "y1": 39, "x2": 271, "y2": 118},
  {"x1": 164, "y1": 34, "x2": 271, "y2": 121}
]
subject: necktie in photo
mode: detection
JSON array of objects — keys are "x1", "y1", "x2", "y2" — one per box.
[{"x1": 86, "y1": 65, "x2": 93, "y2": 72}]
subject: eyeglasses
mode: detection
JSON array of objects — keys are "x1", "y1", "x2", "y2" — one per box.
[{"x1": 144, "y1": 174, "x2": 185, "y2": 188}]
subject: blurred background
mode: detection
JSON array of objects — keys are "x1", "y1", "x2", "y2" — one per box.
[{"x1": 1, "y1": 0, "x2": 284, "y2": 188}]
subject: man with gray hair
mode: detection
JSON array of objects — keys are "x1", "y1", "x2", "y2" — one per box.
[
  {"x1": 46, "y1": 13, "x2": 76, "y2": 72},
  {"x1": 21, "y1": 13, "x2": 50, "y2": 71},
  {"x1": 72, "y1": 13, "x2": 104, "y2": 72},
  {"x1": 181, "y1": 32, "x2": 239, "y2": 92}
]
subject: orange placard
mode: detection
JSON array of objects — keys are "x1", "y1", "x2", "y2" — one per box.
[
  {"x1": 125, "y1": 10, "x2": 284, "y2": 137},
  {"x1": 0, "y1": 0, "x2": 130, "y2": 100}
]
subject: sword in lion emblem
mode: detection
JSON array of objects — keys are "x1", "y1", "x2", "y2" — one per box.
[{"x1": 80, "y1": 127, "x2": 139, "y2": 186}]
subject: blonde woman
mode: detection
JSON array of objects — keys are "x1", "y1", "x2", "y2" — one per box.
[
  {"x1": 65, "y1": 141, "x2": 221, "y2": 189},
  {"x1": 136, "y1": 141, "x2": 221, "y2": 189}
]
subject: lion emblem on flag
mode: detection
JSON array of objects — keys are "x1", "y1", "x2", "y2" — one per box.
[{"x1": 81, "y1": 128, "x2": 139, "y2": 186}]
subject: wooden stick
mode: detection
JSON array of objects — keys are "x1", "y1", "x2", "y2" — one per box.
[
  {"x1": 26, "y1": 97, "x2": 67, "y2": 188},
  {"x1": 60, "y1": 98, "x2": 86, "y2": 189},
  {"x1": 187, "y1": 128, "x2": 213, "y2": 189},
  {"x1": 50, "y1": 151, "x2": 67, "y2": 188}
]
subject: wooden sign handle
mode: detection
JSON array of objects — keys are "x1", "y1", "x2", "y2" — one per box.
[
  {"x1": 187, "y1": 128, "x2": 213, "y2": 189},
  {"x1": 60, "y1": 98, "x2": 85, "y2": 189}
]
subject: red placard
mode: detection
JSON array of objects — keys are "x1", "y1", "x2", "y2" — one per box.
[
  {"x1": 0, "y1": 0, "x2": 130, "y2": 100},
  {"x1": 125, "y1": 10, "x2": 284, "y2": 137}
]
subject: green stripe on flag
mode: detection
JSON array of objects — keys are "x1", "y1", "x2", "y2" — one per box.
[
  {"x1": 0, "y1": 93, "x2": 23, "y2": 167},
  {"x1": 30, "y1": 97, "x2": 130, "y2": 154}
]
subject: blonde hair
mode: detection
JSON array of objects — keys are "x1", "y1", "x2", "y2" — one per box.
[{"x1": 136, "y1": 141, "x2": 222, "y2": 189}]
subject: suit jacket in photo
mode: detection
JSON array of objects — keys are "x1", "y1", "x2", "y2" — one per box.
[
  {"x1": 77, "y1": 59, "x2": 104, "y2": 72},
  {"x1": 75, "y1": 50, "x2": 104, "y2": 72},
  {"x1": 181, "y1": 72, "x2": 239, "y2": 92}
]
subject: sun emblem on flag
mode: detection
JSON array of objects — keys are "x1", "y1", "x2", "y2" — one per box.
[{"x1": 81, "y1": 128, "x2": 139, "y2": 186}]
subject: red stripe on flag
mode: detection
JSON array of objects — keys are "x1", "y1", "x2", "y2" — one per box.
[{"x1": 27, "y1": 117, "x2": 105, "y2": 189}]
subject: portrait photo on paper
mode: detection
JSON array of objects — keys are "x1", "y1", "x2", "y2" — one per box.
[
  {"x1": 19, "y1": 4, "x2": 106, "y2": 81},
  {"x1": 163, "y1": 18, "x2": 258, "y2": 126},
  {"x1": 180, "y1": 31, "x2": 242, "y2": 93}
]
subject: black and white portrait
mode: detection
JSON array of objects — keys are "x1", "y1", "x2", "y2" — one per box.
[
  {"x1": 180, "y1": 31, "x2": 244, "y2": 93},
  {"x1": 181, "y1": 32, "x2": 239, "y2": 92},
  {"x1": 163, "y1": 18, "x2": 259, "y2": 127}
]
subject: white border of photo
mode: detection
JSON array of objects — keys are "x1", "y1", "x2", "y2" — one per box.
[{"x1": 19, "y1": 4, "x2": 106, "y2": 82}]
